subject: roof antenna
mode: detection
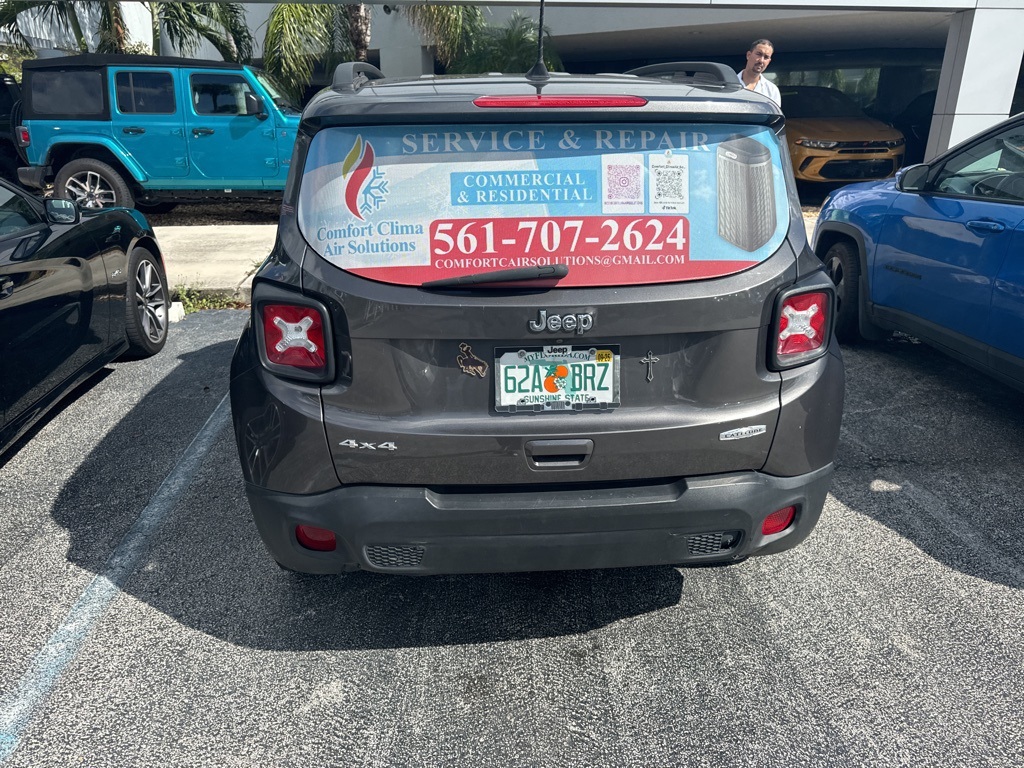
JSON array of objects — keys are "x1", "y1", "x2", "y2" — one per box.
[{"x1": 525, "y1": 0, "x2": 550, "y2": 83}]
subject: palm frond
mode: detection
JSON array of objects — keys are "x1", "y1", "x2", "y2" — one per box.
[
  {"x1": 156, "y1": 2, "x2": 204, "y2": 57},
  {"x1": 0, "y1": 1, "x2": 34, "y2": 51},
  {"x1": 262, "y1": 3, "x2": 337, "y2": 100},
  {"x1": 96, "y1": 1, "x2": 129, "y2": 54},
  {"x1": 34, "y1": 0, "x2": 87, "y2": 51},
  {"x1": 193, "y1": 2, "x2": 253, "y2": 62},
  {"x1": 449, "y1": 13, "x2": 562, "y2": 75},
  {"x1": 398, "y1": 3, "x2": 485, "y2": 68}
]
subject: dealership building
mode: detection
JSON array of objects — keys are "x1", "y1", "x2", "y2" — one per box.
[
  {"x1": 372, "y1": 1, "x2": 1024, "y2": 162},
  {"x1": 6, "y1": 1, "x2": 1024, "y2": 162}
]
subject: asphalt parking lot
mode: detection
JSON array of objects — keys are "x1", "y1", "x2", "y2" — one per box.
[{"x1": 1, "y1": 309, "x2": 1023, "y2": 767}]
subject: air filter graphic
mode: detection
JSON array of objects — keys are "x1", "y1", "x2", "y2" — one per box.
[{"x1": 717, "y1": 136, "x2": 776, "y2": 252}]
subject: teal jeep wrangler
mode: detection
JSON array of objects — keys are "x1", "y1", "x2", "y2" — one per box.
[{"x1": 15, "y1": 54, "x2": 300, "y2": 210}]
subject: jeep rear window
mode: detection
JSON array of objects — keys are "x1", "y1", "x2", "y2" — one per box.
[
  {"x1": 297, "y1": 123, "x2": 789, "y2": 287},
  {"x1": 29, "y1": 70, "x2": 104, "y2": 117}
]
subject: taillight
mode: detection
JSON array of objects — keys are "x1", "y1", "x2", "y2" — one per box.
[
  {"x1": 16, "y1": 125, "x2": 29, "y2": 147},
  {"x1": 256, "y1": 300, "x2": 333, "y2": 382},
  {"x1": 473, "y1": 95, "x2": 648, "y2": 108},
  {"x1": 762, "y1": 506, "x2": 796, "y2": 535},
  {"x1": 770, "y1": 289, "x2": 832, "y2": 369}
]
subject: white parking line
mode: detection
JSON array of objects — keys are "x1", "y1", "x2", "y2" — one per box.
[{"x1": 0, "y1": 396, "x2": 231, "y2": 763}]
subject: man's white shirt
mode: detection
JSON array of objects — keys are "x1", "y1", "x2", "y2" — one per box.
[{"x1": 736, "y1": 71, "x2": 781, "y2": 106}]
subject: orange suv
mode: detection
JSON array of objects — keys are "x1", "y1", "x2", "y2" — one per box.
[{"x1": 783, "y1": 85, "x2": 905, "y2": 182}]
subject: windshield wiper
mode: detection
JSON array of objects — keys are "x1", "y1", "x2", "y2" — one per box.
[{"x1": 422, "y1": 263, "x2": 569, "y2": 289}]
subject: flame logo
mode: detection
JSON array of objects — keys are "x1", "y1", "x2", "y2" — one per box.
[{"x1": 342, "y1": 136, "x2": 376, "y2": 220}]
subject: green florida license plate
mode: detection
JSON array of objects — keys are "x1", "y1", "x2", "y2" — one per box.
[{"x1": 494, "y1": 345, "x2": 620, "y2": 413}]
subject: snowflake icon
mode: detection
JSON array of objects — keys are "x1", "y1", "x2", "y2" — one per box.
[{"x1": 359, "y1": 168, "x2": 389, "y2": 218}]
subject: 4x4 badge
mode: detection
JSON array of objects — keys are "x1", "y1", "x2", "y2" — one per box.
[{"x1": 457, "y1": 343, "x2": 488, "y2": 377}]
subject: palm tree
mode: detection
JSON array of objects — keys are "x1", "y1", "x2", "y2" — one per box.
[
  {"x1": 143, "y1": 2, "x2": 252, "y2": 61},
  {"x1": 397, "y1": 3, "x2": 485, "y2": 71},
  {"x1": 262, "y1": 3, "x2": 391, "y2": 101},
  {"x1": 446, "y1": 12, "x2": 561, "y2": 75},
  {"x1": 0, "y1": 0, "x2": 88, "y2": 52},
  {"x1": 95, "y1": 1, "x2": 130, "y2": 53},
  {"x1": 0, "y1": 1, "x2": 251, "y2": 59}
]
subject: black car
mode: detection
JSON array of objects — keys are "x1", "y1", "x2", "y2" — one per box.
[
  {"x1": 229, "y1": 61, "x2": 845, "y2": 576},
  {"x1": 0, "y1": 179, "x2": 169, "y2": 457}
]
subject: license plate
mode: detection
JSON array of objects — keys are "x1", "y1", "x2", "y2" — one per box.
[{"x1": 495, "y1": 345, "x2": 620, "y2": 413}]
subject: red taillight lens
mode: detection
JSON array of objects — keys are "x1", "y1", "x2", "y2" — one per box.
[
  {"x1": 473, "y1": 95, "x2": 648, "y2": 108},
  {"x1": 776, "y1": 291, "x2": 829, "y2": 357},
  {"x1": 296, "y1": 525, "x2": 337, "y2": 552},
  {"x1": 762, "y1": 506, "x2": 796, "y2": 536},
  {"x1": 262, "y1": 304, "x2": 326, "y2": 371},
  {"x1": 16, "y1": 126, "x2": 29, "y2": 147}
]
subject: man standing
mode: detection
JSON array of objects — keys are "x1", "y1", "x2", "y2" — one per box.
[{"x1": 738, "y1": 39, "x2": 781, "y2": 106}]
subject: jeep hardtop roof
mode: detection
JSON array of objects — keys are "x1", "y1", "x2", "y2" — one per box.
[
  {"x1": 22, "y1": 54, "x2": 247, "y2": 71},
  {"x1": 302, "y1": 62, "x2": 782, "y2": 128}
]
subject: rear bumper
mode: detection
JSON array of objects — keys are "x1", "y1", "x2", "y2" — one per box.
[
  {"x1": 17, "y1": 165, "x2": 48, "y2": 189},
  {"x1": 245, "y1": 464, "x2": 834, "y2": 575}
]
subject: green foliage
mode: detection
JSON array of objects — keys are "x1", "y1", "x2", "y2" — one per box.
[
  {"x1": 0, "y1": 0, "x2": 87, "y2": 51},
  {"x1": 175, "y1": 285, "x2": 246, "y2": 313},
  {"x1": 0, "y1": 45, "x2": 35, "y2": 81},
  {"x1": 398, "y1": 3, "x2": 485, "y2": 70},
  {"x1": 445, "y1": 12, "x2": 562, "y2": 75},
  {"x1": 262, "y1": 3, "x2": 345, "y2": 101},
  {"x1": 147, "y1": 2, "x2": 253, "y2": 62}
]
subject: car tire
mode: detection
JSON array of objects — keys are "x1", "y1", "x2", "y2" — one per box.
[
  {"x1": 135, "y1": 200, "x2": 178, "y2": 215},
  {"x1": 824, "y1": 240, "x2": 861, "y2": 343},
  {"x1": 55, "y1": 157, "x2": 135, "y2": 210},
  {"x1": 124, "y1": 246, "x2": 169, "y2": 359}
]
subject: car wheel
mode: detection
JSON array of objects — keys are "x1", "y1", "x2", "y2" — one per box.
[
  {"x1": 824, "y1": 240, "x2": 861, "y2": 343},
  {"x1": 55, "y1": 158, "x2": 135, "y2": 210},
  {"x1": 124, "y1": 247, "x2": 169, "y2": 359}
]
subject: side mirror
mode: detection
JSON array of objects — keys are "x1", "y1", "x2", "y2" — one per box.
[
  {"x1": 897, "y1": 164, "x2": 930, "y2": 193},
  {"x1": 244, "y1": 93, "x2": 267, "y2": 120},
  {"x1": 45, "y1": 197, "x2": 80, "y2": 225}
]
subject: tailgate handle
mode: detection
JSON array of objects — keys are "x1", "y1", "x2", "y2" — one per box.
[{"x1": 525, "y1": 439, "x2": 594, "y2": 469}]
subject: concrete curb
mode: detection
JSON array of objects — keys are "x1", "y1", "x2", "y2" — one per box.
[{"x1": 155, "y1": 224, "x2": 276, "y2": 303}]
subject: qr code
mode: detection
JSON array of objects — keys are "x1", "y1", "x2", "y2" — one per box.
[
  {"x1": 605, "y1": 164, "x2": 642, "y2": 201},
  {"x1": 652, "y1": 166, "x2": 687, "y2": 203}
]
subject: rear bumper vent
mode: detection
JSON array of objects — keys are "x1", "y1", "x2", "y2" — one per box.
[
  {"x1": 365, "y1": 545, "x2": 425, "y2": 569},
  {"x1": 686, "y1": 531, "x2": 742, "y2": 556}
]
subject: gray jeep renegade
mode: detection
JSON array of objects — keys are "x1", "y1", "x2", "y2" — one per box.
[{"x1": 229, "y1": 60, "x2": 845, "y2": 575}]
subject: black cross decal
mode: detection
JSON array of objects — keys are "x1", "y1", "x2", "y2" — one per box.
[{"x1": 641, "y1": 351, "x2": 660, "y2": 382}]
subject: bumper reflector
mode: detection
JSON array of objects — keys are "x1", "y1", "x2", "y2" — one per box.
[
  {"x1": 762, "y1": 506, "x2": 796, "y2": 535},
  {"x1": 296, "y1": 525, "x2": 337, "y2": 551}
]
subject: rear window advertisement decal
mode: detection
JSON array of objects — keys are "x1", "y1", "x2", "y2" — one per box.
[{"x1": 298, "y1": 123, "x2": 788, "y2": 287}]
